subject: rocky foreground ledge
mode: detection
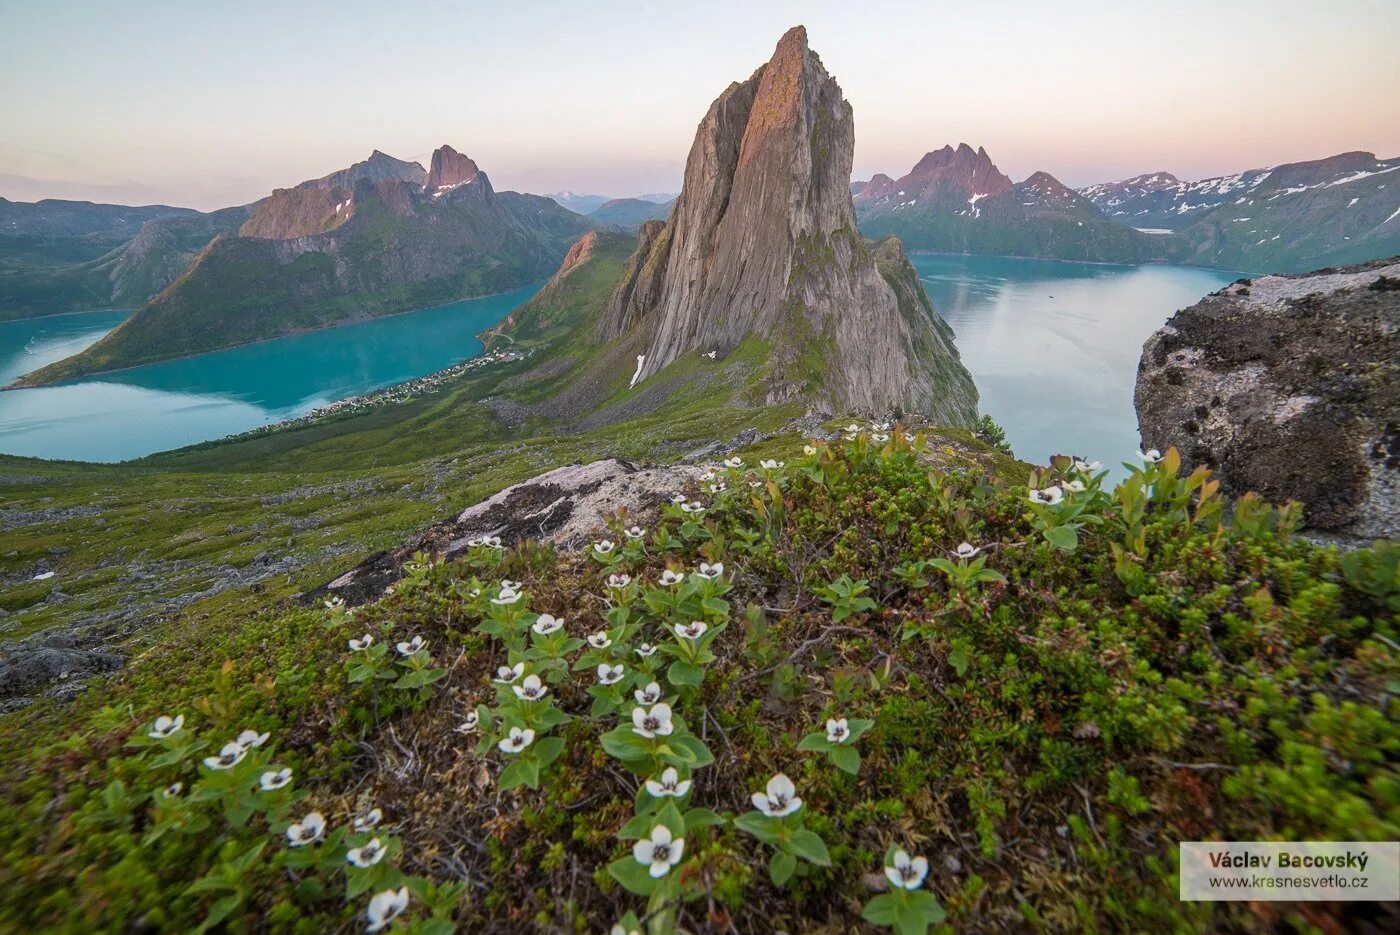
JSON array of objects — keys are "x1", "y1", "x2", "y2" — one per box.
[{"x1": 1136, "y1": 256, "x2": 1399, "y2": 540}]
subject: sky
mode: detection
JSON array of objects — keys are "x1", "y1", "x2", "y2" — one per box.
[{"x1": 2, "y1": 0, "x2": 1398, "y2": 210}]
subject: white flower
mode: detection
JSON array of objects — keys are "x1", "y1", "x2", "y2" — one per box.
[
  {"x1": 203, "y1": 741, "x2": 248, "y2": 771},
  {"x1": 631, "y1": 703, "x2": 674, "y2": 738},
  {"x1": 749, "y1": 481, "x2": 763, "y2": 488},
  {"x1": 759, "y1": 459, "x2": 784, "y2": 470},
  {"x1": 904, "y1": 433, "x2": 916, "y2": 442},
  {"x1": 751, "y1": 773, "x2": 802, "y2": 817},
  {"x1": 633, "y1": 825, "x2": 685, "y2": 878},
  {"x1": 885, "y1": 849, "x2": 930, "y2": 890},
  {"x1": 532, "y1": 614, "x2": 563, "y2": 635},
  {"x1": 635, "y1": 643, "x2": 658, "y2": 658},
  {"x1": 500, "y1": 578, "x2": 522, "y2": 590},
  {"x1": 148, "y1": 714, "x2": 184, "y2": 739},
  {"x1": 366, "y1": 887, "x2": 410, "y2": 933},
  {"x1": 871, "y1": 432, "x2": 890, "y2": 442},
  {"x1": 395, "y1": 635, "x2": 427, "y2": 656},
  {"x1": 594, "y1": 540, "x2": 616, "y2": 555},
  {"x1": 803, "y1": 445, "x2": 818, "y2": 455},
  {"x1": 674, "y1": 621, "x2": 707, "y2": 640},
  {"x1": 1064, "y1": 479, "x2": 1087, "y2": 493},
  {"x1": 1073, "y1": 458, "x2": 1102, "y2": 473},
  {"x1": 623, "y1": 526, "x2": 645, "y2": 540},
  {"x1": 695, "y1": 562, "x2": 724, "y2": 580},
  {"x1": 700, "y1": 469, "x2": 717, "y2": 482},
  {"x1": 845, "y1": 423, "x2": 862, "y2": 433},
  {"x1": 494, "y1": 662, "x2": 525, "y2": 684},
  {"x1": 708, "y1": 482, "x2": 727, "y2": 494},
  {"x1": 349, "y1": 634, "x2": 375, "y2": 651},
  {"x1": 873, "y1": 421, "x2": 892, "y2": 431},
  {"x1": 1138, "y1": 448, "x2": 1164, "y2": 463},
  {"x1": 954, "y1": 542, "x2": 981, "y2": 559},
  {"x1": 645, "y1": 767, "x2": 692, "y2": 798},
  {"x1": 492, "y1": 585, "x2": 523, "y2": 606},
  {"x1": 259, "y1": 767, "x2": 293, "y2": 791},
  {"x1": 607, "y1": 573, "x2": 632, "y2": 589},
  {"x1": 347, "y1": 837, "x2": 387, "y2": 868},
  {"x1": 456, "y1": 712, "x2": 480, "y2": 733},
  {"x1": 353, "y1": 807, "x2": 383, "y2": 831},
  {"x1": 723, "y1": 457, "x2": 744, "y2": 468},
  {"x1": 587, "y1": 631, "x2": 612, "y2": 649},
  {"x1": 286, "y1": 811, "x2": 326, "y2": 847},
  {"x1": 482, "y1": 536, "x2": 503, "y2": 548},
  {"x1": 598, "y1": 663, "x2": 626, "y2": 685},
  {"x1": 634, "y1": 681, "x2": 662, "y2": 705},
  {"x1": 235, "y1": 729, "x2": 269, "y2": 749},
  {"x1": 1028, "y1": 487, "x2": 1064, "y2": 505},
  {"x1": 659, "y1": 570, "x2": 685, "y2": 586},
  {"x1": 680, "y1": 501, "x2": 706, "y2": 514},
  {"x1": 826, "y1": 718, "x2": 851, "y2": 743},
  {"x1": 163, "y1": 782, "x2": 184, "y2": 797},
  {"x1": 324, "y1": 596, "x2": 345, "y2": 611},
  {"x1": 512, "y1": 674, "x2": 548, "y2": 701},
  {"x1": 498, "y1": 726, "x2": 536, "y2": 754},
  {"x1": 669, "y1": 493, "x2": 687, "y2": 505},
  {"x1": 466, "y1": 537, "x2": 483, "y2": 547}
]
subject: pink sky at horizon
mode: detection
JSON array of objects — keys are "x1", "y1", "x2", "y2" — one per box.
[{"x1": 2, "y1": 0, "x2": 1397, "y2": 211}]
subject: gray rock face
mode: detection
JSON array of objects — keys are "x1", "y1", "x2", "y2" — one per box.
[
  {"x1": 311, "y1": 459, "x2": 704, "y2": 606},
  {"x1": 1135, "y1": 257, "x2": 1400, "y2": 538},
  {"x1": 599, "y1": 26, "x2": 977, "y2": 423}
]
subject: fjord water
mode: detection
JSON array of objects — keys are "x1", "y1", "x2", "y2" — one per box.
[
  {"x1": 913, "y1": 255, "x2": 1239, "y2": 474},
  {"x1": 0, "y1": 284, "x2": 540, "y2": 462},
  {"x1": 1, "y1": 260, "x2": 1238, "y2": 465}
]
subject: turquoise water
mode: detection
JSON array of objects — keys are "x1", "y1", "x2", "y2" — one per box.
[
  {"x1": 912, "y1": 254, "x2": 1239, "y2": 475},
  {"x1": 0, "y1": 283, "x2": 541, "y2": 462},
  {"x1": 1, "y1": 259, "x2": 1239, "y2": 466}
]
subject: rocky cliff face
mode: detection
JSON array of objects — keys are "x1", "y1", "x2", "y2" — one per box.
[
  {"x1": 426, "y1": 145, "x2": 483, "y2": 193},
  {"x1": 1136, "y1": 257, "x2": 1400, "y2": 539},
  {"x1": 597, "y1": 26, "x2": 975, "y2": 422}
]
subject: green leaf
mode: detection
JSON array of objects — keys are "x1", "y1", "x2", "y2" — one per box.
[
  {"x1": 828, "y1": 744, "x2": 861, "y2": 775},
  {"x1": 532, "y1": 736, "x2": 565, "y2": 768},
  {"x1": 785, "y1": 829, "x2": 831, "y2": 866},
  {"x1": 948, "y1": 644, "x2": 970, "y2": 677},
  {"x1": 862, "y1": 893, "x2": 900, "y2": 926},
  {"x1": 682, "y1": 807, "x2": 724, "y2": 832},
  {"x1": 797, "y1": 732, "x2": 832, "y2": 752},
  {"x1": 769, "y1": 850, "x2": 797, "y2": 886},
  {"x1": 1044, "y1": 524, "x2": 1079, "y2": 551},
  {"x1": 733, "y1": 811, "x2": 781, "y2": 846},
  {"x1": 666, "y1": 660, "x2": 705, "y2": 687},
  {"x1": 498, "y1": 757, "x2": 539, "y2": 790},
  {"x1": 608, "y1": 856, "x2": 659, "y2": 896}
]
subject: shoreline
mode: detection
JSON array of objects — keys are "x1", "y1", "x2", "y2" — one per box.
[
  {"x1": 1, "y1": 280, "x2": 546, "y2": 392},
  {"x1": 904, "y1": 249, "x2": 1259, "y2": 277}
]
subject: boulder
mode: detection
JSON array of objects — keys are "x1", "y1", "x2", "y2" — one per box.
[{"x1": 1135, "y1": 257, "x2": 1400, "y2": 538}]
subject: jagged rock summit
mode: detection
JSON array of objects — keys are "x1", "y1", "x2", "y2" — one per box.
[{"x1": 600, "y1": 26, "x2": 976, "y2": 421}]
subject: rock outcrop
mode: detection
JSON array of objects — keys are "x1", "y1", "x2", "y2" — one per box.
[
  {"x1": 596, "y1": 26, "x2": 976, "y2": 423},
  {"x1": 426, "y1": 144, "x2": 484, "y2": 193},
  {"x1": 1135, "y1": 257, "x2": 1400, "y2": 539},
  {"x1": 311, "y1": 459, "x2": 704, "y2": 606}
]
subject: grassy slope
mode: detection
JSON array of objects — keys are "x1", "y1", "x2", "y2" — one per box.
[{"x1": 0, "y1": 431, "x2": 1393, "y2": 932}]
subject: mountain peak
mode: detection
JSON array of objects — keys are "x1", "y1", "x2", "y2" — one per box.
[
  {"x1": 595, "y1": 27, "x2": 976, "y2": 420},
  {"x1": 427, "y1": 145, "x2": 482, "y2": 191}
]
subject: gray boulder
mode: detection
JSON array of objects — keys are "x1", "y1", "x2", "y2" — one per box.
[{"x1": 1135, "y1": 257, "x2": 1399, "y2": 538}]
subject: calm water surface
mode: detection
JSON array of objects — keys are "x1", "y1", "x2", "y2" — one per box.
[
  {"x1": 1, "y1": 259, "x2": 1240, "y2": 466},
  {"x1": 912, "y1": 255, "x2": 1240, "y2": 475},
  {"x1": 0, "y1": 284, "x2": 540, "y2": 462}
]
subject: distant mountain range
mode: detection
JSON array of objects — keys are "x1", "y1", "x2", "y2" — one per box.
[
  {"x1": 587, "y1": 196, "x2": 675, "y2": 229},
  {"x1": 854, "y1": 144, "x2": 1152, "y2": 263},
  {"x1": 854, "y1": 146, "x2": 1400, "y2": 272},
  {"x1": 13, "y1": 146, "x2": 592, "y2": 385},
  {"x1": 1079, "y1": 151, "x2": 1400, "y2": 271}
]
